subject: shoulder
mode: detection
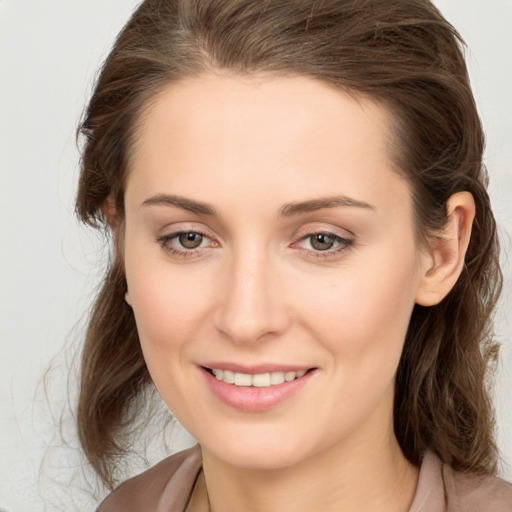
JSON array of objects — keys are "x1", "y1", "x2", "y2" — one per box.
[
  {"x1": 96, "y1": 445, "x2": 202, "y2": 512},
  {"x1": 443, "y1": 463, "x2": 512, "y2": 512},
  {"x1": 411, "y1": 452, "x2": 512, "y2": 512}
]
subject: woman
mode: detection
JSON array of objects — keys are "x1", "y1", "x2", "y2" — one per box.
[{"x1": 75, "y1": 0, "x2": 512, "y2": 510}]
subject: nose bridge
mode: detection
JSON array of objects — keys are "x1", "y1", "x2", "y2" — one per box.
[{"x1": 214, "y1": 241, "x2": 287, "y2": 344}]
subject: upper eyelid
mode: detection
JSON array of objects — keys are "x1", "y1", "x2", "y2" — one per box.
[
  {"x1": 291, "y1": 219, "x2": 355, "y2": 236},
  {"x1": 293, "y1": 226, "x2": 354, "y2": 242},
  {"x1": 298, "y1": 230, "x2": 352, "y2": 239},
  {"x1": 157, "y1": 224, "x2": 216, "y2": 239}
]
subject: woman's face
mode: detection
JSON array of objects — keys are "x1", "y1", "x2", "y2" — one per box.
[{"x1": 123, "y1": 73, "x2": 428, "y2": 469}]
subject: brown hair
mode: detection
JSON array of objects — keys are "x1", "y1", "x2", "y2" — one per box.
[{"x1": 76, "y1": 0, "x2": 502, "y2": 487}]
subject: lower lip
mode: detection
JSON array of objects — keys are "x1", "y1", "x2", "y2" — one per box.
[{"x1": 201, "y1": 367, "x2": 315, "y2": 412}]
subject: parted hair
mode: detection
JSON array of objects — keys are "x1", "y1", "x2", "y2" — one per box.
[{"x1": 76, "y1": 0, "x2": 502, "y2": 488}]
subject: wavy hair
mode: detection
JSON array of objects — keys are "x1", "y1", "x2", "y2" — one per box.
[{"x1": 75, "y1": 0, "x2": 502, "y2": 487}]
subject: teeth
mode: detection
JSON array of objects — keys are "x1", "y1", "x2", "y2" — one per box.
[
  {"x1": 270, "y1": 372, "x2": 285, "y2": 385},
  {"x1": 252, "y1": 373, "x2": 271, "y2": 387},
  {"x1": 223, "y1": 370, "x2": 235, "y2": 384},
  {"x1": 211, "y1": 369, "x2": 308, "y2": 387},
  {"x1": 234, "y1": 372, "x2": 252, "y2": 386}
]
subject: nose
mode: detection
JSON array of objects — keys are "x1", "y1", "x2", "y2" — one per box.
[{"x1": 213, "y1": 248, "x2": 291, "y2": 345}]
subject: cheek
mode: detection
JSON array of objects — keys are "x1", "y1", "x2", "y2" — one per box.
[
  {"x1": 126, "y1": 264, "x2": 215, "y2": 414},
  {"x1": 294, "y1": 246, "x2": 419, "y2": 367},
  {"x1": 125, "y1": 249, "x2": 213, "y2": 363}
]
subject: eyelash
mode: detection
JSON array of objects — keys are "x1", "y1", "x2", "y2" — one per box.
[{"x1": 156, "y1": 230, "x2": 353, "y2": 260}]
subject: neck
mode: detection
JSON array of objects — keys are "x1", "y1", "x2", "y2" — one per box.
[{"x1": 200, "y1": 416, "x2": 418, "y2": 512}]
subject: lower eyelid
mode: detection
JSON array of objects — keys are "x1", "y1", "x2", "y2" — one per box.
[{"x1": 300, "y1": 242, "x2": 352, "y2": 260}]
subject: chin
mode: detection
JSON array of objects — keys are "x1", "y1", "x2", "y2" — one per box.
[
  {"x1": 199, "y1": 424, "x2": 318, "y2": 470},
  {"x1": 217, "y1": 445, "x2": 305, "y2": 470}
]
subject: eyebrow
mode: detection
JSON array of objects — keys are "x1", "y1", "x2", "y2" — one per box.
[
  {"x1": 141, "y1": 194, "x2": 217, "y2": 215},
  {"x1": 280, "y1": 196, "x2": 376, "y2": 216},
  {"x1": 141, "y1": 193, "x2": 375, "y2": 217}
]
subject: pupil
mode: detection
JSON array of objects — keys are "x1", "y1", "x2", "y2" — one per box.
[
  {"x1": 179, "y1": 232, "x2": 203, "y2": 249},
  {"x1": 311, "y1": 234, "x2": 334, "y2": 251}
]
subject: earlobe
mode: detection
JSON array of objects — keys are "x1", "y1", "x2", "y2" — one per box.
[{"x1": 415, "y1": 191, "x2": 475, "y2": 306}]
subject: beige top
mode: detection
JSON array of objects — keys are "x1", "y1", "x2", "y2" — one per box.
[{"x1": 97, "y1": 446, "x2": 512, "y2": 511}]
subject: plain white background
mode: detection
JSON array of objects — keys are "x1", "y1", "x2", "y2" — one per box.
[{"x1": 1, "y1": 1, "x2": 511, "y2": 510}]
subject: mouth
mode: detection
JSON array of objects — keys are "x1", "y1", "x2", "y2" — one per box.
[
  {"x1": 200, "y1": 365, "x2": 317, "y2": 412},
  {"x1": 206, "y1": 368, "x2": 309, "y2": 387}
]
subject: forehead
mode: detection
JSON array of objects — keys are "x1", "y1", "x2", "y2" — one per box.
[
  {"x1": 132, "y1": 72, "x2": 394, "y2": 163},
  {"x1": 126, "y1": 72, "x2": 410, "y2": 219}
]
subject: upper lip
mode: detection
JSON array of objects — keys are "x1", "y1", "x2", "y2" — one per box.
[{"x1": 201, "y1": 362, "x2": 315, "y2": 374}]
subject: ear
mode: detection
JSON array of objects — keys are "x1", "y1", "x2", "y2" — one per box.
[
  {"x1": 102, "y1": 196, "x2": 118, "y2": 229},
  {"x1": 101, "y1": 196, "x2": 126, "y2": 271},
  {"x1": 415, "y1": 191, "x2": 475, "y2": 306}
]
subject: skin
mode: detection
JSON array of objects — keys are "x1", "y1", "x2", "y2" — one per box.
[{"x1": 120, "y1": 73, "x2": 475, "y2": 512}]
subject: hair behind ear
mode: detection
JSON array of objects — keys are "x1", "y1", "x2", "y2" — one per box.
[
  {"x1": 77, "y1": 260, "x2": 150, "y2": 488},
  {"x1": 395, "y1": 185, "x2": 500, "y2": 474}
]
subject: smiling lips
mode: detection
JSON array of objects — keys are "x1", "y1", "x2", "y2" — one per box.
[
  {"x1": 202, "y1": 365, "x2": 314, "y2": 412},
  {"x1": 211, "y1": 368, "x2": 307, "y2": 387}
]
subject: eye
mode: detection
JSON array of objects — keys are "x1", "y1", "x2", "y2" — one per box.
[
  {"x1": 293, "y1": 231, "x2": 353, "y2": 259},
  {"x1": 156, "y1": 229, "x2": 216, "y2": 258}
]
